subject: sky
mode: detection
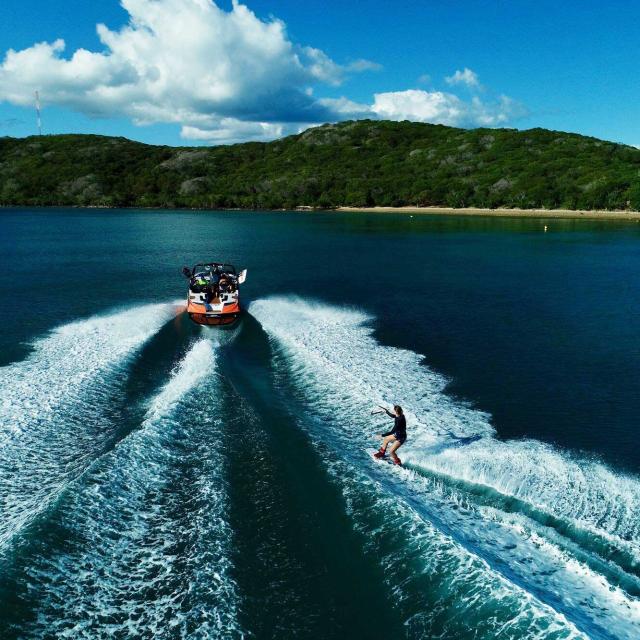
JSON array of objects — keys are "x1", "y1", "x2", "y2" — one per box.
[{"x1": 0, "y1": 0, "x2": 638, "y2": 147}]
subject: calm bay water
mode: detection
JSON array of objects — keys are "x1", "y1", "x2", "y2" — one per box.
[{"x1": 0, "y1": 208, "x2": 639, "y2": 639}]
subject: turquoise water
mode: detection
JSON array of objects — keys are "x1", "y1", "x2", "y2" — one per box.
[{"x1": 0, "y1": 208, "x2": 639, "y2": 639}]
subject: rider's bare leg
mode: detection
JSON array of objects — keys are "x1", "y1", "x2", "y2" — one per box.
[
  {"x1": 389, "y1": 439, "x2": 403, "y2": 463},
  {"x1": 379, "y1": 435, "x2": 396, "y2": 454}
]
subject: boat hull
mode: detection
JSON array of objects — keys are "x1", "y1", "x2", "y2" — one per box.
[
  {"x1": 188, "y1": 311, "x2": 240, "y2": 326},
  {"x1": 186, "y1": 298, "x2": 242, "y2": 327}
]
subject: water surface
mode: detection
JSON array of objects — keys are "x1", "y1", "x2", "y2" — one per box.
[{"x1": 0, "y1": 208, "x2": 639, "y2": 639}]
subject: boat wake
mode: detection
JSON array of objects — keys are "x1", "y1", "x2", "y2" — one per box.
[
  {"x1": 1, "y1": 296, "x2": 638, "y2": 638},
  {"x1": 0, "y1": 303, "x2": 180, "y2": 551},
  {"x1": 251, "y1": 296, "x2": 640, "y2": 640},
  {"x1": 6, "y1": 338, "x2": 240, "y2": 638}
]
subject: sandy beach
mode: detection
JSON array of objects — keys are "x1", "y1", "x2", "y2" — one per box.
[{"x1": 336, "y1": 206, "x2": 640, "y2": 220}]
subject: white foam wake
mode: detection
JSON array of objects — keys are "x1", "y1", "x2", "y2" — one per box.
[
  {"x1": 251, "y1": 297, "x2": 640, "y2": 546},
  {"x1": 20, "y1": 339, "x2": 241, "y2": 638},
  {"x1": 324, "y1": 455, "x2": 585, "y2": 639},
  {"x1": 251, "y1": 296, "x2": 640, "y2": 639},
  {"x1": 0, "y1": 302, "x2": 179, "y2": 549},
  {"x1": 412, "y1": 438, "x2": 640, "y2": 550}
]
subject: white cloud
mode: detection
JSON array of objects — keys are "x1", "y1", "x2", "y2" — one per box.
[
  {"x1": 372, "y1": 90, "x2": 465, "y2": 125},
  {"x1": 0, "y1": 1, "x2": 525, "y2": 143},
  {"x1": 316, "y1": 96, "x2": 371, "y2": 116},
  {"x1": 181, "y1": 96, "x2": 374, "y2": 143},
  {"x1": 301, "y1": 46, "x2": 344, "y2": 86},
  {"x1": 445, "y1": 67, "x2": 481, "y2": 89},
  {"x1": 417, "y1": 73, "x2": 431, "y2": 85},
  {"x1": 299, "y1": 49, "x2": 380, "y2": 84},
  {"x1": 0, "y1": 0, "x2": 378, "y2": 141},
  {"x1": 174, "y1": 84, "x2": 526, "y2": 141},
  {"x1": 181, "y1": 119, "x2": 299, "y2": 144},
  {"x1": 346, "y1": 59, "x2": 383, "y2": 73},
  {"x1": 371, "y1": 89, "x2": 525, "y2": 128}
]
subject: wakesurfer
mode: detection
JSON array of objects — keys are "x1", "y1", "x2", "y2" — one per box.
[{"x1": 374, "y1": 405, "x2": 406, "y2": 465}]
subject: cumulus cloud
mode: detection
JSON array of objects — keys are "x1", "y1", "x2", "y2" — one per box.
[
  {"x1": 371, "y1": 89, "x2": 525, "y2": 128},
  {"x1": 301, "y1": 47, "x2": 344, "y2": 86},
  {"x1": 0, "y1": 0, "x2": 378, "y2": 142},
  {"x1": 181, "y1": 120, "x2": 298, "y2": 145},
  {"x1": 0, "y1": 1, "x2": 525, "y2": 143},
  {"x1": 445, "y1": 67, "x2": 481, "y2": 89},
  {"x1": 316, "y1": 96, "x2": 372, "y2": 117}
]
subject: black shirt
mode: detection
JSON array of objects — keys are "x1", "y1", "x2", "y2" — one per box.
[{"x1": 382, "y1": 414, "x2": 406, "y2": 440}]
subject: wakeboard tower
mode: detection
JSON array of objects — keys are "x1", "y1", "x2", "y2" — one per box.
[{"x1": 181, "y1": 262, "x2": 247, "y2": 326}]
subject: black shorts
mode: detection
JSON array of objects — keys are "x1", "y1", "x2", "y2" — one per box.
[{"x1": 395, "y1": 436, "x2": 406, "y2": 445}]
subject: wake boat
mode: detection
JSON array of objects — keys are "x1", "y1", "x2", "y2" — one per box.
[{"x1": 181, "y1": 262, "x2": 247, "y2": 326}]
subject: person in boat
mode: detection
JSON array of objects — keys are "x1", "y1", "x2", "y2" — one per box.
[
  {"x1": 207, "y1": 274, "x2": 220, "y2": 303},
  {"x1": 374, "y1": 405, "x2": 406, "y2": 465},
  {"x1": 195, "y1": 268, "x2": 216, "y2": 303},
  {"x1": 226, "y1": 273, "x2": 237, "y2": 293},
  {"x1": 192, "y1": 274, "x2": 208, "y2": 293}
]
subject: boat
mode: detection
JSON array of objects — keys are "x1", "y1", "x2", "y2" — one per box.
[{"x1": 181, "y1": 262, "x2": 247, "y2": 326}]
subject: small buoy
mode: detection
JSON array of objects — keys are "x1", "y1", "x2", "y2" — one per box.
[{"x1": 544, "y1": 225, "x2": 548, "y2": 232}]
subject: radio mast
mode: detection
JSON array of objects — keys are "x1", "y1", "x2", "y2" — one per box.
[{"x1": 35, "y1": 91, "x2": 42, "y2": 136}]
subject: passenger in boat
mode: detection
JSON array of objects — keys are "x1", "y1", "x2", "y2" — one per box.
[
  {"x1": 206, "y1": 279, "x2": 220, "y2": 303},
  {"x1": 209, "y1": 268, "x2": 221, "y2": 302},
  {"x1": 374, "y1": 405, "x2": 406, "y2": 465},
  {"x1": 191, "y1": 274, "x2": 208, "y2": 293}
]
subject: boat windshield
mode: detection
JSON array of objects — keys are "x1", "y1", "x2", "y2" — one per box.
[{"x1": 192, "y1": 263, "x2": 236, "y2": 278}]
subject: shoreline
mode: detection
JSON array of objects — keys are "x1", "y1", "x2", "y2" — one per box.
[
  {"x1": 336, "y1": 206, "x2": 640, "y2": 220},
  {"x1": 2, "y1": 204, "x2": 640, "y2": 220}
]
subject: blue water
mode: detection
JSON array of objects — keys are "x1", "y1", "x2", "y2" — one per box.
[{"x1": 0, "y1": 208, "x2": 639, "y2": 639}]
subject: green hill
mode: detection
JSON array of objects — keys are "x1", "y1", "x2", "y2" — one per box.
[{"x1": 1, "y1": 119, "x2": 640, "y2": 210}]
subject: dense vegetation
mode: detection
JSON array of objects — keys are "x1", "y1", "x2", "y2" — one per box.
[{"x1": 1, "y1": 119, "x2": 640, "y2": 210}]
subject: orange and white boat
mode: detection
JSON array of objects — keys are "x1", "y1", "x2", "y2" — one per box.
[{"x1": 181, "y1": 262, "x2": 247, "y2": 326}]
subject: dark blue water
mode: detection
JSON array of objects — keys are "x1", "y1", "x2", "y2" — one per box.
[{"x1": 0, "y1": 208, "x2": 639, "y2": 639}]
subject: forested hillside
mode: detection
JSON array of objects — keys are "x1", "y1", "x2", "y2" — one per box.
[{"x1": 2, "y1": 119, "x2": 639, "y2": 210}]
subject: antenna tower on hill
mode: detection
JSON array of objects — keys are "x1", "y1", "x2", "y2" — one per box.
[{"x1": 35, "y1": 90, "x2": 42, "y2": 136}]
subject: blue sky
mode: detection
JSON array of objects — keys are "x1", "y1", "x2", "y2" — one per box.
[{"x1": 0, "y1": 0, "x2": 638, "y2": 146}]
